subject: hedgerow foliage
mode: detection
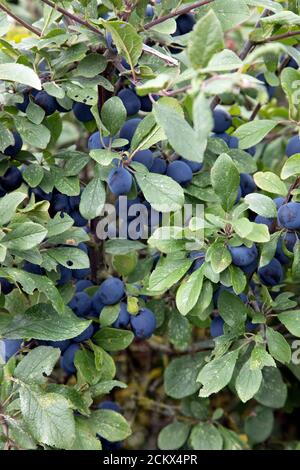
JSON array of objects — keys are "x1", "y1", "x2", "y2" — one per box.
[{"x1": 1, "y1": 0, "x2": 300, "y2": 451}]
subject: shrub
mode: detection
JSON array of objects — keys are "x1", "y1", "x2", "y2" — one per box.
[{"x1": 0, "y1": 0, "x2": 300, "y2": 452}]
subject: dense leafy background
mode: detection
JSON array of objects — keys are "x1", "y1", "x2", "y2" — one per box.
[{"x1": 1, "y1": 0, "x2": 300, "y2": 451}]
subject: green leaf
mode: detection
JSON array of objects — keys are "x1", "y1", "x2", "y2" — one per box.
[
  {"x1": 135, "y1": 172, "x2": 184, "y2": 213},
  {"x1": 101, "y1": 97, "x2": 127, "y2": 136},
  {"x1": 148, "y1": 255, "x2": 192, "y2": 293},
  {"x1": 93, "y1": 327, "x2": 134, "y2": 351},
  {"x1": 210, "y1": 241, "x2": 232, "y2": 273},
  {"x1": 218, "y1": 291, "x2": 247, "y2": 327},
  {"x1": 2, "y1": 222, "x2": 47, "y2": 250},
  {"x1": 232, "y1": 120, "x2": 276, "y2": 149},
  {"x1": 76, "y1": 53, "x2": 107, "y2": 78},
  {"x1": 176, "y1": 268, "x2": 204, "y2": 316},
  {"x1": 278, "y1": 310, "x2": 300, "y2": 337},
  {"x1": 253, "y1": 171, "x2": 287, "y2": 196},
  {"x1": 90, "y1": 380, "x2": 127, "y2": 397},
  {"x1": 100, "y1": 304, "x2": 120, "y2": 327},
  {"x1": 0, "y1": 304, "x2": 91, "y2": 341},
  {"x1": 74, "y1": 349, "x2": 102, "y2": 386},
  {"x1": 244, "y1": 193, "x2": 277, "y2": 218},
  {"x1": 0, "y1": 11, "x2": 9, "y2": 37},
  {"x1": 164, "y1": 353, "x2": 207, "y2": 399},
  {"x1": 211, "y1": 154, "x2": 240, "y2": 212},
  {"x1": 14, "y1": 346, "x2": 60, "y2": 385},
  {"x1": 79, "y1": 177, "x2": 106, "y2": 220},
  {"x1": 266, "y1": 327, "x2": 291, "y2": 364},
  {"x1": 19, "y1": 385, "x2": 75, "y2": 449},
  {"x1": 235, "y1": 359, "x2": 262, "y2": 403},
  {"x1": 200, "y1": 0, "x2": 250, "y2": 31},
  {"x1": 245, "y1": 405, "x2": 274, "y2": 444},
  {"x1": 105, "y1": 239, "x2": 145, "y2": 254},
  {"x1": 281, "y1": 68, "x2": 300, "y2": 121},
  {"x1": 190, "y1": 423, "x2": 223, "y2": 450},
  {"x1": 250, "y1": 346, "x2": 276, "y2": 370},
  {"x1": 158, "y1": 422, "x2": 191, "y2": 450},
  {"x1": 0, "y1": 268, "x2": 65, "y2": 314},
  {"x1": 188, "y1": 10, "x2": 224, "y2": 69},
  {"x1": 70, "y1": 418, "x2": 101, "y2": 450},
  {"x1": 154, "y1": 103, "x2": 204, "y2": 163},
  {"x1": 168, "y1": 311, "x2": 192, "y2": 350},
  {"x1": 14, "y1": 116, "x2": 51, "y2": 149},
  {"x1": 101, "y1": 20, "x2": 142, "y2": 70},
  {"x1": 47, "y1": 247, "x2": 89, "y2": 270},
  {"x1": 89, "y1": 409, "x2": 131, "y2": 442},
  {"x1": 281, "y1": 154, "x2": 300, "y2": 180},
  {"x1": 0, "y1": 192, "x2": 26, "y2": 226},
  {"x1": 197, "y1": 350, "x2": 239, "y2": 397},
  {"x1": 26, "y1": 101, "x2": 45, "y2": 125},
  {"x1": 0, "y1": 63, "x2": 41, "y2": 89},
  {"x1": 254, "y1": 367, "x2": 287, "y2": 409},
  {"x1": 47, "y1": 212, "x2": 74, "y2": 238},
  {"x1": 90, "y1": 149, "x2": 117, "y2": 166},
  {"x1": 202, "y1": 49, "x2": 243, "y2": 72},
  {"x1": 0, "y1": 123, "x2": 14, "y2": 152},
  {"x1": 22, "y1": 165, "x2": 44, "y2": 188}
]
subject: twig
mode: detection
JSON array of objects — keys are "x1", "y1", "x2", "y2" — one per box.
[
  {"x1": 260, "y1": 29, "x2": 300, "y2": 44},
  {"x1": 144, "y1": 0, "x2": 215, "y2": 30},
  {"x1": 285, "y1": 176, "x2": 300, "y2": 203},
  {"x1": 40, "y1": 0, "x2": 178, "y2": 66},
  {"x1": 0, "y1": 2, "x2": 41, "y2": 36}
]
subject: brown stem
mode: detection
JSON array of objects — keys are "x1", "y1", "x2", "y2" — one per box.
[
  {"x1": 40, "y1": 0, "x2": 101, "y2": 34},
  {"x1": 285, "y1": 176, "x2": 300, "y2": 203},
  {"x1": 261, "y1": 29, "x2": 300, "y2": 44},
  {"x1": 0, "y1": 2, "x2": 41, "y2": 36},
  {"x1": 144, "y1": 0, "x2": 215, "y2": 30}
]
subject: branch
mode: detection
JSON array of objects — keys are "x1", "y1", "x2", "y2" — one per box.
[
  {"x1": 40, "y1": 0, "x2": 178, "y2": 66},
  {"x1": 0, "y1": 2, "x2": 41, "y2": 36},
  {"x1": 144, "y1": 0, "x2": 215, "y2": 30},
  {"x1": 260, "y1": 29, "x2": 300, "y2": 44},
  {"x1": 285, "y1": 176, "x2": 300, "y2": 203}
]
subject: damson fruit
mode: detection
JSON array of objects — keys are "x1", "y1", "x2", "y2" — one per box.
[
  {"x1": 34, "y1": 91, "x2": 57, "y2": 115},
  {"x1": 176, "y1": 13, "x2": 195, "y2": 34},
  {"x1": 76, "y1": 280, "x2": 94, "y2": 292},
  {"x1": 60, "y1": 343, "x2": 80, "y2": 374},
  {"x1": 88, "y1": 132, "x2": 111, "y2": 150},
  {"x1": 0, "y1": 339, "x2": 22, "y2": 363},
  {"x1": 181, "y1": 158, "x2": 203, "y2": 173},
  {"x1": 166, "y1": 161, "x2": 193, "y2": 186},
  {"x1": 0, "y1": 277, "x2": 14, "y2": 294},
  {"x1": 117, "y1": 89, "x2": 141, "y2": 116},
  {"x1": 210, "y1": 316, "x2": 224, "y2": 338},
  {"x1": 213, "y1": 107, "x2": 232, "y2": 133},
  {"x1": 132, "y1": 149, "x2": 154, "y2": 170},
  {"x1": 254, "y1": 215, "x2": 275, "y2": 231},
  {"x1": 0, "y1": 167, "x2": 23, "y2": 191},
  {"x1": 130, "y1": 308, "x2": 156, "y2": 339},
  {"x1": 97, "y1": 277, "x2": 125, "y2": 305},
  {"x1": 68, "y1": 292, "x2": 92, "y2": 317},
  {"x1": 240, "y1": 173, "x2": 257, "y2": 197},
  {"x1": 150, "y1": 157, "x2": 167, "y2": 174},
  {"x1": 228, "y1": 244, "x2": 258, "y2": 267},
  {"x1": 97, "y1": 401, "x2": 121, "y2": 412},
  {"x1": 73, "y1": 323, "x2": 94, "y2": 343},
  {"x1": 256, "y1": 73, "x2": 275, "y2": 99},
  {"x1": 113, "y1": 302, "x2": 130, "y2": 329},
  {"x1": 3, "y1": 131, "x2": 23, "y2": 157},
  {"x1": 73, "y1": 102, "x2": 94, "y2": 122},
  {"x1": 108, "y1": 167, "x2": 133, "y2": 195},
  {"x1": 213, "y1": 132, "x2": 239, "y2": 149},
  {"x1": 258, "y1": 258, "x2": 284, "y2": 286},
  {"x1": 286, "y1": 135, "x2": 300, "y2": 157},
  {"x1": 275, "y1": 231, "x2": 297, "y2": 264},
  {"x1": 119, "y1": 118, "x2": 142, "y2": 149},
  {"x1": 278, "y1": 202, "x2": 300, "y2": 229}
]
